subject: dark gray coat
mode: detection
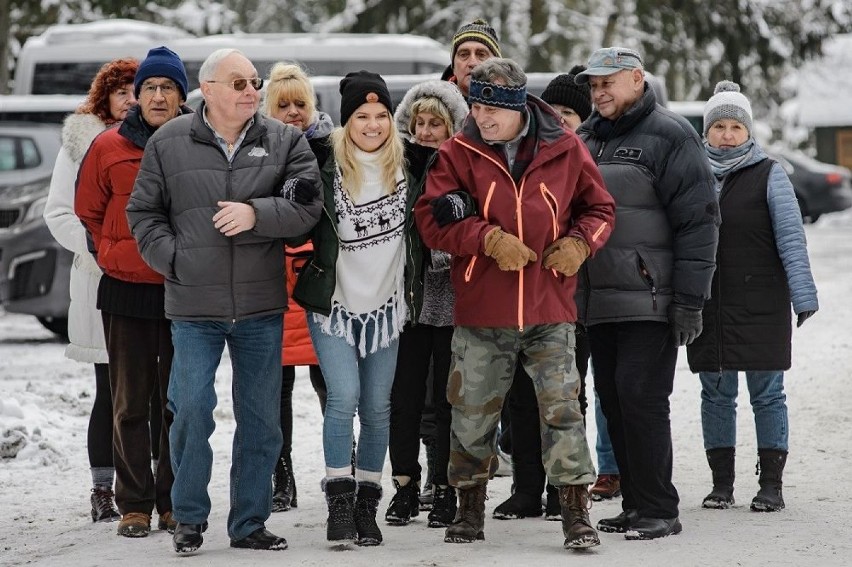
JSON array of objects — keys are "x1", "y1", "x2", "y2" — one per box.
[
  {"x1": 576, "y1": 85, "x2": 719, "y2": 325},
  {"x1": 127, "y1": 106, "x2": 322, "y2": 321}
]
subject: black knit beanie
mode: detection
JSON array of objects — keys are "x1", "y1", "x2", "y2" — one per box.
[
  {"x1": 541, "y1": 65, "x2": 592, "y2": 121},
  {"x1": 451, "y1": 19, "x2": 501, "y2": 62},
  {"x1": 339, "y1": 70, "x2": 393, "y2": 126}
]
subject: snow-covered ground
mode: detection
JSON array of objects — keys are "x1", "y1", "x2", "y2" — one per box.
[{"x1": 2, "y1": 211, "x2": 851, "y2": 567}]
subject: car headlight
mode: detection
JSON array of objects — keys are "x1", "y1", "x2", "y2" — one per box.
[{"x1": 22, "y1": 195, "x2": 48, "y2": 224}]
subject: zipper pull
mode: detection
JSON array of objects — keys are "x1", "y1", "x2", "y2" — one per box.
[{"x1": 651, "y1": 285, "x2": 658, "y2": 311}]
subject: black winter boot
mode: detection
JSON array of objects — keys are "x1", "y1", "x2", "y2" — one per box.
[
  {"x1": 385, "y1": 478, "x2": 420, "y2": 525},
  {"x1": 324, "y1": 477, "x2": 357, "y2": 542},
  {"x1": 492, "y1": 491, "x2": 542, "y2": 519},
  {"x1": 355, "y1": 482, "x2": 383, "y2": 546},
  {"x1": 444, "y1": 483, "x2": 487, "y2": 543},
  {"x1": 427, "y1": 485, "x2": 457, "y2": 528},
  {"x1": 751, "y1": 449, "x2": 787, "y2": 512},
  {"x1": 272, "y1": 456, "x2": 297, "y2": 512},
  {"x1": 545, "y1": 484, "x2": 561, "y2": 520},
  {"x1": 559, "y1": 485, "x2": 600, "y2": 549},
  {"x1": 702, "y1": 447, "x2": 735, "y2": 509}
]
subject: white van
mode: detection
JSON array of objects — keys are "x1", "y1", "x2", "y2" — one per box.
[{"x1": 14, "y1": 19, "x2": 449, "y2": 96}]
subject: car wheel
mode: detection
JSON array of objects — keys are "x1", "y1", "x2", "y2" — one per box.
[{"x1": 37, "y1": 316, "x2": 69, "y2": 340}]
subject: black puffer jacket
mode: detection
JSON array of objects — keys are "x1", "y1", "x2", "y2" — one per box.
[
  {"x1": 576, "y1": 85, "x2": 719, "y2": 324},
  {"x1": 127, "y1": 104, "x2": 322, "y2": 321}
]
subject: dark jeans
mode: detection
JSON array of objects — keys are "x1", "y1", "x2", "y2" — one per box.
[
  {"x1": 88, "y1": 363, "x2": 113, "y2": 468},
  {"x1": 588, "y1": 321, "x2": 679, "y2": 519},
  {"x1": 102, "y1": 312, "x2": 174, "y2": 515},
  {"x1": 389, "y1": 324, "x2": 453, "y2": 486},
  {"x1": 280, "y1": 364, "x2": 325, "y2": 457},
  {"x1": 507, "y1": 326, "x2": 589, "y2": 495}
]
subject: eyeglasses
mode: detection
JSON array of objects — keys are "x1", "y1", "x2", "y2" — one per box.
[
  {"x1": 140, "y1": 82, "x2": 178, "y2": 96},
  {"x1": 206, "y1": 77, "x2": 264, "y2": 91}
]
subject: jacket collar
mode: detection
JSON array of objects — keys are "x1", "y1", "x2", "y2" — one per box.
[
  {"x1": 189, "y1": 101, "x2": 267, "y2": 147},
  {"x1": 118, "y1": 104, "x2": 194, "y2": 149},
  {"x1": 579, "y1": 82, "x2": 657, "y2": 141}
]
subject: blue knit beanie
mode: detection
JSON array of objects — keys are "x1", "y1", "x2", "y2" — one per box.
[{"x1": 134, "y1": 46, "x2": 188, "y2": 100}]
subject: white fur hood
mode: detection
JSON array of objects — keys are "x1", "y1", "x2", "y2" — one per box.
[
  {"x1": 394, "y1": 80, "x2": 469, "y2": 142},
  {"x1": 61, "y1": 113, "x2": 109, "y2": 164}
]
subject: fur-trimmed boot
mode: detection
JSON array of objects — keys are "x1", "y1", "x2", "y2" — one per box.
[
  {"x1": 354, "y1": 482, "x2": 383, "y2": 546},
  {"x1": 702, "y1": 448, "x2": 735, "y2": 509},
  {"x1": 750, "y1": 449, "x2": 787, "y2": 512},
  {"x1": 324, "y1": 477, "x2": 357, "y2": 542}
]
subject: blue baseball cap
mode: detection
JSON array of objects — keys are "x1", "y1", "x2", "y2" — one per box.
[{"x1": 574, "y1": 47, "x2": 643, "y2": 84}]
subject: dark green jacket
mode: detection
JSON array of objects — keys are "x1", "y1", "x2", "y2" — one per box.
[{"x1": 291, "y1": 154, "x2": 424, "y2": 321}]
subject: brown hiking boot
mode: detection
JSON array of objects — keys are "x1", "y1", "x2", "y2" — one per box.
[
  {"x1": 117, "y1": 512, "x2": 151, "y2": 538},
  {"x1": 589, "y1": 474, "x2": 621, "y2": 501},
  {"x1": 444, "y1": 483, "x2": 487, "y2": 543},
  {"x1": 158, "y1": 511, "x2": 178, "y2": 533},
  {"x1": 560, "y1": 485, "x2": 600, "y2": 549}
]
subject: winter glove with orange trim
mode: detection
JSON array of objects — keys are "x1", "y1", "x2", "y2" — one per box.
[
  {"x1": 542, "y1": 237, "x2": 590, "y2": 277},
  {"x1": 483, "y1": 227, "x2": 538, "y2": 271}
]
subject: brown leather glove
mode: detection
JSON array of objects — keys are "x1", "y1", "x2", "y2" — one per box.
[
  {"x1": 483, "y1": 227, "x2": 538, "y2": 271},
  {"x1": 542, "y1": 237, "x2": 590, "y2": 277}
]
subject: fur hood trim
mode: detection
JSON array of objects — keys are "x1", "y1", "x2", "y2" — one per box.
[
  {"x1": 394, "y1": 80, "x2": 469, "y2": 142},
  {"x1": 61, "y1": 113, "x2": 109, "y2": 163}
]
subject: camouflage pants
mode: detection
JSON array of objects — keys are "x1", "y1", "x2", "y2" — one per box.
[{"x1": 447, "y1": 324, "x2": 595, "y2": 488}]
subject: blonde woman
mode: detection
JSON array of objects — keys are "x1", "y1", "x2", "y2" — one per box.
[{"x1": 292, "y1": 71, "x2": 420, "y2": 547}]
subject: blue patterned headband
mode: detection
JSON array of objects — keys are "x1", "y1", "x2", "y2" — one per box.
[{"x1": 468, "y1": 79, "x2": 526, "y2": 112}]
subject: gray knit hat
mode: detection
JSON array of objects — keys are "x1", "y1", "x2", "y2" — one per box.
[{"x1": 703, "y1": 80, "x2": 753, "y2": 136}]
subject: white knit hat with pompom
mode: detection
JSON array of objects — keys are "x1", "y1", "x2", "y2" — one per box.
[{"x1": 703, "y1": 80, "x2": 753, "y2": 136}]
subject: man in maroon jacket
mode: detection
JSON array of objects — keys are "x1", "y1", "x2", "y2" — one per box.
[{"x1": 415, "y1": 58, "x2": 615, "y2": 551}]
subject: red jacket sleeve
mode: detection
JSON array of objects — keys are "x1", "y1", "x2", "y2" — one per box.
[{"x1": 73, "y1": 139, "x2": 111, "y2": 255}]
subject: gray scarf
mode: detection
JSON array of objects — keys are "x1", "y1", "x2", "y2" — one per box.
[{"x1": 704, "y1": 137, "x2": 755, "y2": 180}]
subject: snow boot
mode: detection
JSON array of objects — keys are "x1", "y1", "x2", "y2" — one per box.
[
  {"x1": 384, "y1": 478, "x2": 420, "y2": 525},
  {"x1": 560, "y1": 485, "x2": 600, "y2": 549},
  {"x1": 492, "y1": 491, "x2": 542, "y2": 519},
  {"x1": 272, "y1": 456, "x2": 297, "y2": 512},
  {"x1": 444, "y1": 483, "x2": 487, "y2": 543},
  {"x1": 355, "y1": 482, "x2": 383, "y2": 546},
  {"x1": 427, "y1": 485, "x2": 457, "y2": 528},
  {"x1": 117, "y1": 512, "x2": 151, "y2": 538},
  {"x1": 90, "y1": 487, "x2": 120, "y2": 523},
  {"x1": 324, "y1": 477, "x2": 357, "y2": 542},
  {"x1": 751, "y1": 449, "x2": 787, "y2": 512},
  {"x1": 702, "y1": 447, "x2": 735, "y2": 509}
]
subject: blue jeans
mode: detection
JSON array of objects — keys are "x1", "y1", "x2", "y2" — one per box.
[
  {"x1": 168, "y1": 314, "x2": 282, "y2": 541},
  {"x1": 699, "y1": 370, "x2": 788, "y2": 451},
  {"x1": 594, "y1": 395, "x2": 619, "y2": 475},
  {"x1": 308, "y1": 315, "x2": 399, "y2": 478}
]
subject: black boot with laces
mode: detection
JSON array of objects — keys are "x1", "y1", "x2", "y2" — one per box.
[
  {"x1": 272, "y1": 456, "x2": 297, "y2": 512},
  {"x1": 427, "y1": 485, "x2": 457, "y2": 528},
  {"x1": 384, "y1": 478, "x2": 420, "y2": 525},
  {"x1": 90, "y1": 487, "x2": 120, "y2": 523}
]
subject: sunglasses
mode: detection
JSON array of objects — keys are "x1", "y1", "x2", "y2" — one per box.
[{"x1": 207, "y1": 77, "x2": 264, "y2": 91}]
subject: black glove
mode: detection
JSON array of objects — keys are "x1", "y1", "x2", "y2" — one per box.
[
  {"x1": 431, "y1": 190, "x2": 477, "y2": 227},
  {"x1": 281, "y1": 178, "x2": 319, "y2": 206},
  {"x1": 668, "y1": 303, "x2": 703, "y2": 347},
  {"x1": 796, "y1": 310, "x2": 815, "y2": 328}
]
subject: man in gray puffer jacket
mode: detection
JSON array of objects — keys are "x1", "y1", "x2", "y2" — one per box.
[
  {"x1": 127, "y1": 48, "x2": 322, "y2": 554},
  {"x1": 573, "y1": 47, "x2": 719, "y2": 541}
]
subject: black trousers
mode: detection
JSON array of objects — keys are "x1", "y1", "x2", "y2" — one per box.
[
  {"x1": 102, "y1": 312, "x2": 174, "y2": 515},
  {"x1": 88, "y1": 363, "x2": 113, "y2": 468},
  {"x1": 279, "y1": 364, "x2": 325, "y2": 458},
  {"x1": 588, "y1": 321, "x2": 679, "y2": 519},
  {"x1": 507, "y1": 326, "x2": 589, "y2": 495},
  {"x1": 389, "y1": 324, "x2": 453, "y2": 486}
]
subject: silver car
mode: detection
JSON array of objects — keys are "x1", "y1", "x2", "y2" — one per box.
[{"x1": 0, "y1": 122, "x2": 71, "y2": 337}]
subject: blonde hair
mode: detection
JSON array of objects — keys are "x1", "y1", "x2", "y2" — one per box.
[
  {"x1": 331, "y1": 118, "x2": 405, "y2": 201},
  {"x1": 408, "y1": 96, "x2": 456, "y2": 139},
  {"x1": 263, "y1": 62, "x2": 317, "y2": 125}
]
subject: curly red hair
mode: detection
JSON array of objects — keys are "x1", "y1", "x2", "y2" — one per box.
[{"x1": 77, "y1": 58, "x2": 139, "y2": 123}]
